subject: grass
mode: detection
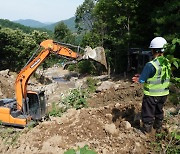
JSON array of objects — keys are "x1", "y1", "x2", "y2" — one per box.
[
  {"x1": 0, "y1": 127, "x2": 21, "y2": 146},
  {"x1": 64, "y1": 145, "x2": 97, "y2": 154},
  {"x1": 151, "y1": 112, "x2": 180, "y2": 153}
]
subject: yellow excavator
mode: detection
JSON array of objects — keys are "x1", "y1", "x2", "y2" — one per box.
[{"x1": 0, "y1": 40, "x2": 107, "y2": 127}]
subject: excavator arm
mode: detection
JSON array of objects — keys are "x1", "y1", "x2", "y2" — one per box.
[{"x1": 15, "y1": 40, "x2": 107, "y2": 111}]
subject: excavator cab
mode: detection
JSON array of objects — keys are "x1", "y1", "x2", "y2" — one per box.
[
  {"x1": 27, "y1": 91, "x2": 46, "y2": 120},
  {"x1": 0, "y1": 91, "x2": 46, "y2": 127}
]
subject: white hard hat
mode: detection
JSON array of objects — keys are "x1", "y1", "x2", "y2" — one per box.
[{"x1": 149, "y1": 37, "x2": 167, "y2": 50}]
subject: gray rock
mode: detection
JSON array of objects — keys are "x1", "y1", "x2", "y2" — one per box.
[
  {"x1": 104, "y1": 123, "x2": 118, "y2": 135},
  {"x1": 96, "y1": 81, "x2": 116, "y2": 92},
  {"x1": 121, "y1": 121, "x2": 132, "y2": 129}
]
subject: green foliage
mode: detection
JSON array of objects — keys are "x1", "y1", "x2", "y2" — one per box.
[
  {"x1": 0, "y1": 27, "x2": 50, "y2": 71},
  {"x1": 48, "y1": 102, "x2": 65, "y2": 117},
  {"x1": 75, "y1": 0, "x2": 95, "y2": 33},
  {"x1": 74, "y1": 0, "x2": 179, "y2": 73},
  {"x1": 67, "y1": 60, "x2": 103, "y2": 76},
  {"x1": 152, "y1": 0, "x2": 179, "y2": 40},
  {"x1": 62, "y1": 89, "x2": 88, "y2": 110},
  {"x1": 31, "y1": 30, "x2": 50, "y2": 44},
  {"x1": 48, "y1": 78, "x2": 98, "y2": 117},
  {"x1": 0, "y1": 19, "x2": 53, "y2": 35},
  {"x1": 151, "y1": 110, "x2": 180, "y2": 153},
  {"x1": 86, "y1": 77, "x2": 98, "y2": 93},
  {"x1": 77, "y1": 61, "x2": 95, "y2": 74},
  {"x1": 64, "y1": 145, "x2": 97, "y2": 154},
  {"x1": 67, "y1": 64, "x2": 76, "y2": 72},
  {"x1": 165, "y1": 38, "x2": 180, "y2": 85},
  {"x1": 54, "y1": 22, "x2": 75, "y2": 44},
  {"x1": 80, "y1": 0, "x2": 138, "y2": 73},
  {"x1": 81, "y1": 32, "x2": 102, "y2": 47},
  {"x1": 171, "y1": 132, "x2": 180, "y2": 140},
  {"x1": 152, "y1": 130, "x2": 180, "y2": 154}
]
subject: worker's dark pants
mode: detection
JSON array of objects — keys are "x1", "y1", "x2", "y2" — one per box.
[{"x1": 141, "y1": 95, "x2": 167, "y2": 125}]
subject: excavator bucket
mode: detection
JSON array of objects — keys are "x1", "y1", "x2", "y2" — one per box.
[{"x1": 83, "y1": 46, "x2": 107, "y2": 69}]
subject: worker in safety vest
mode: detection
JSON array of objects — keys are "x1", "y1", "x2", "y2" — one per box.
[{"x1": 132, "y1": 37, "x2": 171, "y2": 133}]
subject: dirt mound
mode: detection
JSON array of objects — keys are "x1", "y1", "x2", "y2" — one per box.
[
  {"x1": 1, "y1": 103, "x2": 152, "y2": 154},
  {"x1": 0, "y1": 74, "x2": 153, "y2": 154}
]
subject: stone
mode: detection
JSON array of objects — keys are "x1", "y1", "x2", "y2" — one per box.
[
  {"x1": 104, "y1": 123, "x2": 118, "y2": 135},
  {"x1": 121, "y1": 121, "x2": 132, "y2": 129},
  {"x1": 96, "y1": 81, "x2": 116, "y2": 92}
]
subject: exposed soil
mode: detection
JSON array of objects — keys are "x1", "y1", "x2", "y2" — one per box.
[{"x1": 0, "y1": 67, "x2": 179, "y2": 154}]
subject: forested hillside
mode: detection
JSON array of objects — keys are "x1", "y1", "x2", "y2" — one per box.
[
  {"x1": 0, "y1": 0, "x2": 179, "y2": 76},
  {"x1": 13, "y1": 17, "x2": 77, "y2": 32},
  {"x1": 14, "y1": 19, "x2": 47, "y2": 28},
  {"x1": 43, "y1": 17, "x2": 76, "y2": 32},
  {"x1": 0, "y1": 19, "x2": 53, "y2": 35}
]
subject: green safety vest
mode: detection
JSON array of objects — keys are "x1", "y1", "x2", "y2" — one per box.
[{"x1": 143, "y1": 56, "x2": 171, "y2": 96}]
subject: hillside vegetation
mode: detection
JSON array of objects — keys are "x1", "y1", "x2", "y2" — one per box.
[
  {"x1": 0, "y1": 19, "x2": 52, "y2": 35},
  {"x1": 14, "y1": 19, "x2": 47, "y2": 28},
  {"x1": 43, "y1": 17, "x2": 76, "y2": 32},
  {"x1": 13, "y1": 17, "x2": 77, "y2": 32}
]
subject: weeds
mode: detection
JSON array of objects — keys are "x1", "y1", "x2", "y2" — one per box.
[
  {"x1": 151, "y1": 112, "x2": 180, "y2": 153},
  {"x1": 64, "y1": 145, "x2": 97, "y2": 154},
  {"x1": 86, "y1": 77, "x2": 98, "y2": 93},
  {"x1": 48, "y1": 102, "x2": 66, "y2": 117},
  {"x1": 62, "y1": 89, "x2": 88, "y2": 109},
  {"x1": 48, "y1": 88, "x2": 88, "y2": 117},
  {"x1": 0, "y1": 127, "x2": 20, "y2": 146},
  {"x1": 153, "y1": 130, "x2": 180, "y2": 153}
]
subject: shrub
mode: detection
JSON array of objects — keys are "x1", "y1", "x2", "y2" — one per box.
[
  {"x1": 62, "y1": 89, "x2": 88, "y2": 110},
  {"x1": 48, "y1": 102, "x2": 66, "y2": 117},
  {"x1": 86, "y1": 77, "x2": 98, "y2": 93}
]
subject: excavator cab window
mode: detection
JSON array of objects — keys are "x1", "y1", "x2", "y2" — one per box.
[{"x1": 27, "y1": 91, "x2": 46, "y2": 120}]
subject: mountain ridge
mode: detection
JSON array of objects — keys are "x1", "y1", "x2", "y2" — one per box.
[{"x1": 13, "y1": 17, "x2": 76, "y2": 32}]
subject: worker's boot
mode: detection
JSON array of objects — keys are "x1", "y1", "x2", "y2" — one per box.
[
  {"x1": 153, "y1": 119, "x2": 163, "y2": 133},
  {"x1": 142, "y1": 123, "x2": 153, "y2": 133}
]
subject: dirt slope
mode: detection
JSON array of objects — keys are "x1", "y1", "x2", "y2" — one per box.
[{"x1": 0, "y1": 68, "x2": 178, "y2": 154}]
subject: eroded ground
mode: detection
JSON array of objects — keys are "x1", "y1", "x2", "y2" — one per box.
[{"x1": 0, "y1": 68, "x2": 179, "y2": 154}]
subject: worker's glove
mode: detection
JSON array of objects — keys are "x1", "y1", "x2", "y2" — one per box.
[{"x1": 132, "y1": 74, "x2": 140, "y2": 83}]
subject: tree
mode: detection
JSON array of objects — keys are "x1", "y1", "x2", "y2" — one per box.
[
  {"x1": 152, "y1": 0, "x2": 180, "y2": 41},
  {"x1": 75, "y1": 0, "x2": 96, "y2": 33},
  {"x1": 93, "y1": 0, "x2": 138, "y2": 73},
  {"x1": 54, "y1": 22, "x2": 75, "y2": 44},
  {"x1": 0, "y1": 27, "x2": 50, "y2": 71},
  {"x1": 31, "y1": 30, "x2": 49, "y2": 44},
  {"x1": 75, "y1": 0, "x2": 179, "y2": 74}
]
